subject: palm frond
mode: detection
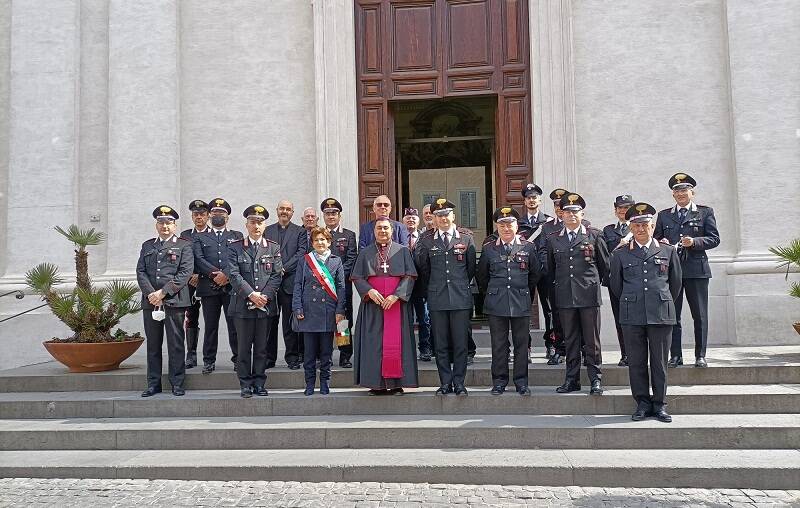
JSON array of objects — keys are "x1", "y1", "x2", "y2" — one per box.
[
  {"x1": 75, "y1": 287, "x2": 107, "y2": 313},
  {"x1": 25, "y1": 263, "x2": 63, "y2": 294},
  {"x1": 790, "y1": 282, "x2": 800, "y2": 299},
  {"x1": 54, "y1": 225, "x2": 105, "y2": 249},
  {"x1": 769, "y1": 239, "x2": 800, "y2": 269},
  {"x1": 106, "y1": 280, "x2": 140, "y2": 306}
]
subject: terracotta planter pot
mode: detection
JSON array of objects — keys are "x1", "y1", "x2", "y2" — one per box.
[
  {"x1": 43, "y1": 337, "x2": 145, "y2": 373},
  {"x1": 794, "y1": 323, "x2": 800, "y2": 336}
]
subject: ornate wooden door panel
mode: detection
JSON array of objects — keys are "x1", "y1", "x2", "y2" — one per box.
[{"x1": 355, "y1": 0, "x2": 531, "y2": 221}]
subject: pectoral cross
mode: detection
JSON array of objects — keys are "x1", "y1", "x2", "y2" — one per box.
[{"x1": 380, "y1": 261, "x2": 389, "y2": 273}]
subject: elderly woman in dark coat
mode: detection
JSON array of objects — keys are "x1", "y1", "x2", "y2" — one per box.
[{"x1": 293, "y1": 226, "x2": 346, "y2": 395}]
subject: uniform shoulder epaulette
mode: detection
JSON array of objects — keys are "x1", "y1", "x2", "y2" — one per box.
[
  {"x1": 586, "y1": 226, "x2": 601, "y2": 235},
  {"x1": 546, "y1": 229, "x2": 561, "y2": 237},
  {"x1": 180, "y1": 229, "x2": 192, "y2": 237},
  {"x1": 420, "y1": 229, "x2": 436, "y2": 239},
  {"x1": 178, "y1": 235, "x2": 193, "y2": 242},
  {"x1": 696, "y1": 204, "x2": 711, "y2": 210},
  {"x1": 482, "y1": 235, "x2": 497, "y2": 246},
  {"x1": 456, "y1": 226, "x2": 474, "y2": 236},
  {"x1": 265, "y1": 238, "x2": 279, "y2": 245},
  {"x1": 229, "y1": 238, "x2": 244, "y2": 245}
]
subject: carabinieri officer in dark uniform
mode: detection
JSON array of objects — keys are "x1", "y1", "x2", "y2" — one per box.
[
  {"x1": 137, "y1": 205, "x2": 194, "y2": 397},
  {"x1": 537, "y1": 188, "x2": 569, "y2": 364},
  {"x1": 610, "y1": 203, "x2": 682, "y2": 423},
  {"x1": 477, "y1": 207, "x2": 541, "y2": 396},
  {"x1": 193, "y1": 198, "x2": 244, "y2": 374},
  {"x1": 180, "y1": 199, "x2": 210, "y2": 369},
  {"x1": 415, "y1": 198, "x2": 477, "y2": 396},
  {"x1": 227, "y1": 205, "x2": 283, "y2": 398},
  {"x1": 546, "y1": 193, "x2": 610, "y2": 395},
  {"x1": 653, "y1": 172, "x2": 720, "y2": 368},
  {"x1": 600, "y1": 194, "x2": 635, "y2": 366}
]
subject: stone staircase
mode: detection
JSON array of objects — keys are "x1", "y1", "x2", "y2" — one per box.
[{"x1": 0, "y1": 347, "x2": 798, "y2": 488}]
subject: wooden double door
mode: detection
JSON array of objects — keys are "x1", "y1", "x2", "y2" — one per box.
[{"x1": 355, "y1": 0, "x2": 533, "y2": 222}]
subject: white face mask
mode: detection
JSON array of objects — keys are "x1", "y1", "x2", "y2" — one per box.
[{"x1": 151, "y1": 307, "x2": 166, "y2": 321}]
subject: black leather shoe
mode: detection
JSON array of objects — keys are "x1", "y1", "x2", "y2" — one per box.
[
  {"x1": 304, "y1": 384, "x2": 314, "y2": 396},
  {"x1": 141, "y1": 386, "x2": 161, "y2": 397},
  {"x1": 391, "y1": 387, "x2": 404, "y2": 395},
  {"x1": 490, "y1": 385, "x2": 505, "y2": 395},
  {"x1": 556, "y1": 381, "x2": 581, "y2": 393},
  {"x1": 253, "y1": 386, "x2": 268, "y2": 396},
  {"x1": 265, "y1": 360, "x2": 276, "y2": 369},
  {"x1": 288, "y1": 362, "x2": 301, "y2": 370},
  {"x1": 517, "y1": 386, "x2": 531, "y2": 396},
  {"x1": 618, "y1": 356, "x2": 628, "y2": 367},
  {"x1": 340, "y1": 360, "x2": 352, "y2": 368},
  {"x1": 171, "y1": 386, "x2": 185, "y2": 396},
  {"x1": 547, "y1": 352, "x2": 563, "y2": 365},
  {"x1": 185, "y1": 353, "x2": 197, "y2": 369},
  {"x1": 320, "y1": 381, "x2": 330, "y2": 395},
  {"x1": 695, "y1": 357, "x2": 707, "y2": 368},
  {"x1": 435, "y1": 385, "x2": 453, "y2": 396},
  {"x1": 419, "y1": 352, "x2": 431, "y2": 362},
  {"x1": 545, "y1": 346, "x2": 554, "y2": 359},
  {"x1": 466, "y1": 355, "x2": 474, "y2": 365},
  {"x1": 653, "y1": 407, "x2": 672, "y2": 423},
  {"x1": 454, "y1": 384, "x2": 468, "y2": 396},
  {"x1": 589, "y1": 380, "x2": 603, "y2": 395},
  {"x1": 202, "y1": 363, "x2": 215, "y2": 374},
  {"x1": 667, "y1": 356, "x2": 683, "y2": 368},
  {"x1": 240, "y1": 387, "x2": 252, "y2": 398},
  {"x1": 631, "y1": 402, "x2": 652, "y2": 421}
]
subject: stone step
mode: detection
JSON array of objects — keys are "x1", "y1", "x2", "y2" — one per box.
[
  {"x1": 0, "y1": 449, "x2": 797, "y2": 489},
  {"x1": 1, "y1": 414, "x2": 797, "y2": 451},
  {"x1": 2, "y1": 362, "x2": 797, "y2": 392},
  {"x1": 1, "y1": 385, "x2": 798, "y2": 419}
]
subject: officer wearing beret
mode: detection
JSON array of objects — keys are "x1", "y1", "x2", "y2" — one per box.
[
  {"x1": 136, "y1": 206, "x2": 194, "y2": 397},
  {"x1": 321, "y1": 197, "x2": 358, "y2": 368},
  {"x1": 415, "y1": 198, "x2": 477, "y2": 396},
  {"x1": 601, "y1": 194, "x2": 636, "y2": 366},
  {"x1": 477, "y1": 207, "x2": 541, "y2": 395},
  {"x1": 227, "y1": 205, "x2": 283, "y2": 398},
  {"x1": 654, "y1": 173, "x2": 720, "y2": 368},
  {"x1": 192, "y1": 198, "x2": 244, "y2": 374},
  {"x1": 610, "y1": 203, "x2": 682, "y2": 423},
  {"x1": 518, "y1": 183, "x2": 554, "y2": 362},
  {"x1": 545, "y1": 193, "x2": 610, "y2": 395},
  {"x1": 180, "y1": 199, "x2": 210, "y2": 369}
]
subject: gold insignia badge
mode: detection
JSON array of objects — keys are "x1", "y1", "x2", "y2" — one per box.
[
  {"x1": 675, "y1": 173, "x2": 686, "y2": 182},
  {"x1": 160, "y1": 206, "x2": 171, "y2": 214},
  {"x1": 215, "y1": 199, "x2": 224, "y2": 206},
  {"x1": 500, "y1": 207, "x2": 512, "y2": 215},
  {"x1": 555, "y1": 189, "x2": 566, "y2": 198},
  {"x1": 194, "y1": 200, "x2": 203, "y2": 207},
  {"x1": 636, "y1": 204, "x2": 648, "y2": 213},
  {"x1": 567, "y1": 194, "x2": 579, "y2": 204},
  {"x1": 436, "y1": 198, "x2": 447, "y2": 205},
  {"x1": 254, "y1": 206, "x2": 265, "y2": 214},
  {"x1": 327, "y1": 199, "x2": 336, "y2": 205}
]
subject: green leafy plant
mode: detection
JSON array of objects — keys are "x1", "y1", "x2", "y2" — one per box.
[
  {"x1": 769, "y1": 239, "x2": 800, "y2": 300},
  {"x1": 25, "y1": 226, "x2": 142, "y2": 343}
]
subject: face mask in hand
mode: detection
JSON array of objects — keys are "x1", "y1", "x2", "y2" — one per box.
[
  {"x1": 210, "y1": 215, "x2": 226, "y2": 228},
  {"x1": 151, "y1": 307, "x2": 166, "y2": 321}
]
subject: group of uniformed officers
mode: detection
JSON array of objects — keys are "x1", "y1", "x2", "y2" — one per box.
[{"x1": 137, "y1": 171, "x2": 719, "y2": 422}]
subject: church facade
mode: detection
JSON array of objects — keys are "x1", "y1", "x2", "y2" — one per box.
[{"x1": 0, "y1": 1, "x2": 798, "y2": 367}]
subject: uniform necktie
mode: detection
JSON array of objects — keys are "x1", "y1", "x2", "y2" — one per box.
[
  {"x1": 410, "y1": 234, "x2": 417, "y2": 251},
  {"x1": 441, "y1": 232, "x2": 449, "y2": 249},
  {"x1": 217, "y1": 231, "x2": 222, "y2": 241},
  {"x1": 504, "y1": 243, "x2": 511, "y2": 255},
  {"x1": 678, "y1": 208, "x2": 687, "y2": 222},
  {"x1": 641, "y1": 244, "x2": 649, "y2": 256},
  {"x1": 619, "y1": 223, "x2": 629, "y2": 236},
  {"x1": 568, "y1": 231, "x2": 575, "y2": 243}
]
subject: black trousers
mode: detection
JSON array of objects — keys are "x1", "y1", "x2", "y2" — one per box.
[
  {"x1": 234, "y1": 316, "x2": 271, "y2": 389},
  {"x1": 185, "y1": 287, "x2": 201, "y2": 329},
  {"x1": 623, "y1": 324, "x2": 671, "y2": 408},
  {"x1": 430, "y1": 309, "x2": 470, "y2": 387},
  {"x1": 671, "y1": 278, "x2": 709, "y2": 359},
  {"x1": 559, "y1": 307, "x2": 602, "y2": 383},
  {"x1": 267, "y1": 288, "x2": 303, "y2": 365},
  {"x1": 143, "y1": 306, "x2": 186, "y2": 389},
  {"x1": 200, "y1": 292, "x2": 237, "y2": 365},
  {"x1": 304, "y1": 332, "x2": 334, "y2": 385},
  {"x1": 488, "y1": 315, "x2": 530, "y2": 389},
  {"x1": 607, "y1": 289, "x2": 626, "y2": 356},
  {"x1": 545, "y1": 282, "x2": 565, "y2": 353}
]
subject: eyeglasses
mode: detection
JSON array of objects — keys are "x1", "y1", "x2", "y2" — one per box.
[{"x1": 375, "y1": 202, "x2": 391, "y2": 207}]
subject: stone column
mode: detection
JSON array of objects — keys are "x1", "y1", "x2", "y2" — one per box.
[
  {"x1": 5, "y1": 1, "x2": 80, "y2": 278},
  {"x1": 312, "y1": 0, "x2": 360, "y2": 233},
  {"x1": 0, "y1": 1, "x2": 10, "y2": 278},
  {"x1": 107, "y1": 0, "x2": 180, "y2": 275},
  {"x1": 529, "y1": 0, "x2": 578, "y2": 194}
]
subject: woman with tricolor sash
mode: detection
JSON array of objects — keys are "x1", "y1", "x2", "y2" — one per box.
[{"x1": 292, "y1": 226, "x2": 346, "y2": 395}]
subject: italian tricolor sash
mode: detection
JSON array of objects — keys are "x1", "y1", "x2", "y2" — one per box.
[{"x1": 305, "y1": 253, "x2": 337, "y2": 301}]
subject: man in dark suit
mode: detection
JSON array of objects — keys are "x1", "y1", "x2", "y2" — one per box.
[
  {"x1": 227, "y1": 205, "x2": 283, "y2": 398},
  {"x1": 136, "y1": 205, "x2": 194, "y2": 397},
  {"x1": 192, "y1": 198, "x2": 244, "y2": 374},
  {"x1": 654, "y1": 172, "x2": 720, "y2": 368},
  {"x1": 321, "y1": 198, "x2": 358, "y2": 368},
  {"x1": 180, "y1": 199, "x2": 210, "y2": 369},
  {"x1": 546, "y1": 193, "x2": 610, "y2": 396},
  {"x1": 415, "y1": 198, "x2": 477, "y2": 396},
  {"x1": 477, "y1": 207, "x2": 541, "y2": 396},
  {"x1": 264, "y1": 200, "x2": 308, "y2": 369},
  {"x1": 358, "y1": 195, "x2": 409, "y2": 249},
  {"x1": 404, "y1": 207, "x2": 433, "y2": 361},
  {"x1": 600, "y1": 194, "x2": 635, "y2": 366},
  {"x1": 610, "y1": 203, "x2": 683, "y2": 423}
]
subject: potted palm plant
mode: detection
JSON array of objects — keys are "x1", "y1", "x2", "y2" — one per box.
[
  {"x1": 769, "y1": 239, "x2": 800, "y2": 335},
  {"x1": 25, "y1": 225, "x2": 144, "y2": 372}
]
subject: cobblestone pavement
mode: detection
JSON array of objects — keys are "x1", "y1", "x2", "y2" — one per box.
[{"x1": 0, "y1": 479, "x2": 799, "y2": 507}]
